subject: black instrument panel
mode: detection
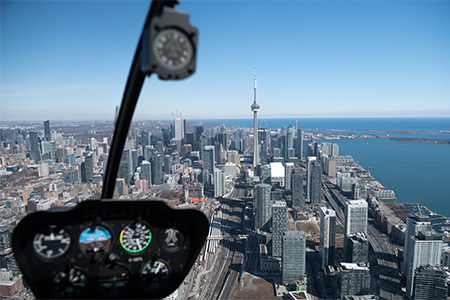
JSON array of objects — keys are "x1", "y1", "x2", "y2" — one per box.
[{"x1": 12, "y1": 200, "x2": 209, "y2": 299}]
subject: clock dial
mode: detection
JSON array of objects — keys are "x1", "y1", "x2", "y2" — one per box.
[{"x1": 152, "y1": 28, "x2": 193, "y2": 71}]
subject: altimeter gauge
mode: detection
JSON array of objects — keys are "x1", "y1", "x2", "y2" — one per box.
[
  {"x1": 120, "y1": 222, "x2": 152, "y2": 253},
  {"x1": 33, "y1": 227, "x2": 71, "y2": 259}
]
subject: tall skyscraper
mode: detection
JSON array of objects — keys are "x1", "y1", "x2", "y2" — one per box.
[
  {"x1": 174, "y1": 114, "x2": 183, "y2": 141},
  {"x1": 272, "y1": 201, "x2": 287, "y2": 257},
  {"x1": 292, "y1": 169, "x2": 304, "y2": 208},
  {"x1": 306, "y1": 156, "x2": 316, "y2": 201},
  {"x1": 403, "y1": 214, "x2": 432, "y2": 274},
  {"x1": 140, "y1": 160, "x2": 152, "y2": 183},
  {"x1": 214, "y1": 168, "x2": 225, "y2": 198},
  {"x1": 29, "y1": 131, "x2": 41, "y2": 162},
  {"x1": 203, "y1": 145, "x2": 215, "y2": 174},
  {"x1": 309, "y1": 160, "x2": 322, "y2": 204},
  {"x1": 296, "y1": 129, "x2": 304, "y2": 161},
  {"x1": 320, "y1": 207, "x2": 336, "y2": 268},
  {"x1": 282, "y1": 230, "x2": 306, "y2": 285},
  {"x1": 84, "y1": 155, "x2": 93, "y2": 183},
  {"x1": 284, "y1": 162, "x2": 294, "y2": 190},
  {"x1": 151, "y1": 154, "x2": 163, "y2": 185},
  {"x1": 44, "y1": 120, "x2": 51, "y2": 141},
  {"x1": 251, "y1": 68, "x2": 260, "y2": 168},
  {"x1": 344, "y1": 200, "x2": 368, "y2": 255},
  {"x1": 254, "y1": 183, "x2": 271, "y2": 230},
  {"x1": 344, "y1": 200, "x2": 368, "y2": 237},
  {"x1": 405, "y1": 230, "x2": 443, "y2": 297}
]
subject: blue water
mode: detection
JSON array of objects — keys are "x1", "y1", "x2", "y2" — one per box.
[{"x1": 197, "y1": 117, "x2": 450, "y2": 217}]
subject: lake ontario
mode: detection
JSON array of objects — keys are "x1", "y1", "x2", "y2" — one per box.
[{"x1": 193, "y1": 117, "x2": 450, "y2": 217}]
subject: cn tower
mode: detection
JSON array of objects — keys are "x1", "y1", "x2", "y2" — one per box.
[{"x1": 251, "y1": 68, "x2": 260, "y2": 169}]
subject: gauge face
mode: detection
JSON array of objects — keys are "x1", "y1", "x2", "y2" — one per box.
[
  {"x1": 140, "y1": 260, "x2": 170, "y2": 292},
  {"x1": 158, "y1": 228, "x2": 184, "y2": 251},
  {"x1": 98, "y1": 265, "x2": 130, "y2": 297},
  {"x1": 79, "y1": 225, "x2": 112, "y2": 253},
  {"x1": 33, "y1": 227, "x2": 71, "y2": 259},
  {"x1": 52, "y1": 268, "x2": 87, "y2": 299},
  {"x1": 120, "y1": 222, "x2": 152, "y2": 253},
  {"x1": 152, "y1": 28, "x2": 193, "y2": 71}
]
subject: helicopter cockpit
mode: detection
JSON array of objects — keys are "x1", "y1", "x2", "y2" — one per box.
[{"x1": 12, "y1": 1, "x2": 209, "y2": 299}]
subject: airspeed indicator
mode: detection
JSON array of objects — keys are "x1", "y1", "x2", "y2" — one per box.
[{"x1": 120, "y1": 222, "x2": 152, "y2": 253}]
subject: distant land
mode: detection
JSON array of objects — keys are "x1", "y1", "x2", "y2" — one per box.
[{"x1": 389, "y1": 137, "x2": 450, "y2": 144}]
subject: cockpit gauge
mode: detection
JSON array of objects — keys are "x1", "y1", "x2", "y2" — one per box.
[
  {"x1": 98, "y1": 264, "x2": 130, "y2": 297},
  {"x1": 52, "y1": 267, "x2": 88, "y2": 299},
  {"x1": 120, "y1": 222, "x2": 152, "y2": 253},
  {"x1": 79, "y1": 225, "x2": 112, "y2": 254},
  {"x1": 140, "y1": 260, "x2": 170, "y2": 292},
  {"x1": 32, "y1": 226, "x2": 71, "y2": 259}
]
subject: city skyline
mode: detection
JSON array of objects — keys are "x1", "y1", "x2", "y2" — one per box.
[{"x1": 1, "y1": 0, "x2": 450, "y2": 121}]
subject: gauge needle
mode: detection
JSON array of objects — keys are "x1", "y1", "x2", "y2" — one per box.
[
  {"x1": 136, "y1": 239, "x2": 141, "y2": 249},
  {"x1": 155, "y1": 263, "x2": 162, "y2": 274}
]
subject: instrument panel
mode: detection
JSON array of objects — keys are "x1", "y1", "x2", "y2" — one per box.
[{"x1": 12, "y1": 200, "x2": 209, "y2": 299}]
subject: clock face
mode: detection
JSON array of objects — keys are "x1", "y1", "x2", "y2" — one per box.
[{"x1": 151, "y1": 28, "x2": 193, "y2": 71}]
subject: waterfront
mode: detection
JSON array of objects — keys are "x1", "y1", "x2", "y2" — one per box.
[{"x1": 192, "y1": 117, "x2": 450, "y2": 217}]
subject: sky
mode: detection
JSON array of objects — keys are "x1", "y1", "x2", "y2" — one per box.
[{"x1": 1, "y1": 0, "x2": 450, "y2": 121}]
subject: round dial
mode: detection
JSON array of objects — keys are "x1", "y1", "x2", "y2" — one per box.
[
  {"x1": 52, "y1": 268, "x2": 87, "y2": 299},
  {"x1": 152, "y1": 28, "x2": 193, "y2": 71},
  {"x1": 120, "y1": 222, "x2": 152, "y2": 253},
  {"x1": 98, "y1": 265, "x2": 130, "y2": 297},
  {"x1": 33, "y1": 227, "x2": 71, "y2": 259},
  {"x1": 140, "y1": 260, "x2": 170, "y2": 292},
  {"x1": 79, "y1": 225, "x2": 112, "y2": 254}
]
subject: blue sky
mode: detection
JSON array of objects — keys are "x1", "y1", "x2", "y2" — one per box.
[{"x1": 1, "y1": 0, "x2": 450, "y2": 121}]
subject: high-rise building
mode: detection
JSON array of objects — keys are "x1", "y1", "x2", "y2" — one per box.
[
  {"x1": 272, "y1": 201, "x2": 287, "y2": 257},
  {"x1": 297, "y1": 129, "x2": 304, "y2": 161},
  {"x1": 214, "y1": 168, "x2": 225, "y2": 198},
  {"x1": 344, "y1": 200, "x2": 368, "y2": 237},
  {"x1": 282, "y1": 230, "x2": 306, "y2": 285},
  {"x1": 251, "y1": 68, "x2": 260, "y2": 168},
  {"x1": 84, "y1": 155, "x2": 93, "y2": 183},
  {"x1": 174, "y1": 115, "x2": 183, "y2": 141},
  {"x1": 217, "y1": 124, "x2": 227, "y2": 150},
  {"x1": 284, "y1": 162, "x2": 294, "y2": 190},
  {"x1": 344, "y1": 200, "x2": 368, "y2": 254},
  {"x1": 140, "y1": 160, "x2": 152, "y2": 183},
  {"x1": 151, "y1": 154, "x2": 163, "y2": 185},
  {"x1": 405, "y1": 230, "x2": 443, "y2": 297},
  {"x1": 309, "y1": 160, "x2": 322, "y2": 204},
  {"x1": 320, "y1": 207, "x2": 336, "y2": 268},
  {"x1": 306, "y1": 157, "x2": 316, "y2": 201},
  {"x1": 413, "y1": 266, "x2": 447, "y2": 300},
  {"x1": 44, "y1": 120, "x2": 51, "y2": 141},
  {"x1": 338, "y1": 262, "x2": 371, "y2": 299},
  {"x1": 130, "y1": 149, "x2": 138, "y2": 173},
  {"x1": 29, "y1": 131, "x2": 41, "y2": 162},
  {"x1": 203, "y1": 145, "x2": 215, "y2": 174},
  {"x1": 292, "y1": 169, "x2": 304, "y2": 208},
  {"x1": 254, "y1": 184, "x2": 272, "y2": 230},
  {"x1": 403, "y1": 215, "x2": 432, "y2": 274},
  {"x1": 346, "y1": 233, "x2": 369, "y2": 264},
  {"x1": 260, "y1": 164, "x2": 271, "y2": 185}
]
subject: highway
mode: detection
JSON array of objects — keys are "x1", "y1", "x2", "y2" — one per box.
[{"x1": 193, "y1": 187, "x2": 246, "y2": 300}]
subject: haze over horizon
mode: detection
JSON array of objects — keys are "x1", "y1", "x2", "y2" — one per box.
[{"x1": 1, "y1": 0, "x2": 450, "y2": 121}]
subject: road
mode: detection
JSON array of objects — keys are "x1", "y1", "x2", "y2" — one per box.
[{"x1": 191, "y1": 187, "x2": 246, "y2": 300}]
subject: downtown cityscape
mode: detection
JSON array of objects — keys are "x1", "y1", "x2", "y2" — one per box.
[
  {"x1": 2, "y1": 0, "x2": 450, "y2": 299},
  {"x1": 0, "y1": 74, "x2": 450, "y2": 299}
]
